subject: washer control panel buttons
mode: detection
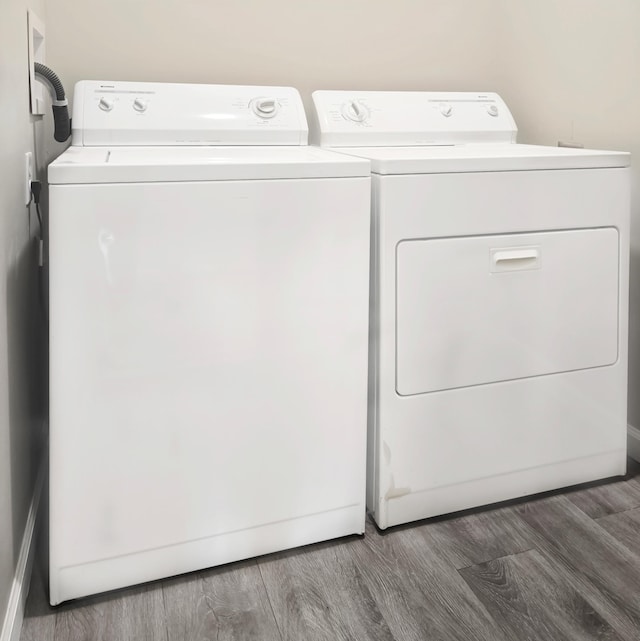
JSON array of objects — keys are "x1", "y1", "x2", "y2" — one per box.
[
  {"x1": 98, "y1": 97, "x2": 115, "y2": 112},
  {"x1": 133, "y1": 98, "x2": 148, "y2": 113}
]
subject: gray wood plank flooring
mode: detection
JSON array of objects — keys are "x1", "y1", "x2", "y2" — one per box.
[
  {"x1": 565, "y1": 476, "x2": 640, "y2": 519},
  {"x1": 54, "y1": 583, "x2": 166, "y2": 641},
  {"x1": 163, "y1": 559, "x2": 281, "y2": 641},
  {"x1": 415, "y1": 504, "x2": 532, "y2": 569},
  {"x1": 346, "y1": 520, "x2": 508, "y2": 641},
  {"x1": 21, "y1": 459, "x2": 640, "y2": 641},
  {"x1": 20, "y1": 553, "x2": 56, "y2": 641},
  {"x1": 259, "y1": 535, "x2": 395, "y2": 641},
  {"x1": 515, "y1": 495, "x2": 640, "y2": 640},
  {"x1": 459, "y1": 549, "x2": 623, "y2": 641},
  {"x1": 596, "y1": 507, "x2": 640, "y2": 557}
]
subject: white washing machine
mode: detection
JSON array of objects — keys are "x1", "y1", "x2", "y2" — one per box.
[
  {"x1": 311, "y1": 90, "x2": 630, "y2": 529},
  {"x1": 48, "y1": 81, "x2": 371, "y2": 604}
]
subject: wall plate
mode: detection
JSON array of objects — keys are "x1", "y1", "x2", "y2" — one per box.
[{"x1": 28, "y1": 10, "x2": 46, "y2": 115}]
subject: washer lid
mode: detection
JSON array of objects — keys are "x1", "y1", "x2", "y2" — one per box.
[
  {"x1": 331, "y1": 144, "x2": 630, "y2": 174},
  {"x1": 48, "y1": 145, "x2": 371, "y2": 184}
]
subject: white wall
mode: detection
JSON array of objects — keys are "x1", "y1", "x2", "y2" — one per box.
[
  {"x1": 0, "y1": 0, "x2": 632, "y2": 630},
  {"x1": 34, "y1": 0, "x2": 640, "y2": 494},
  {"x1": 46, "y1": 0, "x2": 639, "y2": 428},
  {"x1": 497, "y1": 0, "x2": 640, "y2": 431},
  {"x1": 43, "y1": 1, "x2": 640, "y2": 441},
  {"x1": 0, "y1": 0, "x2": 50, "y2": 632},
  {"x1": 45, "y1": 0, "x2": 504, "y2": 103},
  {"x1": 3, "y1": 0, "x2": 502, "y2": 622}
]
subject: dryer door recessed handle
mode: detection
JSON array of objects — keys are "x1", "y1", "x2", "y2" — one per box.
[{"x1": 490, "y1": 247, "x2": 540, "y2": 272}]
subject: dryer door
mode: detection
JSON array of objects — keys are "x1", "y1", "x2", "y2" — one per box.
[{"x1": 396, "y1": 228, "x2": 619, "y2": 395}]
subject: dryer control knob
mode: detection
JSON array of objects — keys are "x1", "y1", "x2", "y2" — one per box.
[
  {"x1": 252, "y1": 98, "x2": 278, "y2": 118},
  {"x1": 342, "y1": 100, "x2": 369, "y2": 123},
  {"x1": 133, "y1": 98, "x2": 148, "y2": 112},
  {"x1": 487, "y1": 104, "x2": 499, "y2": 117},
  {"x1": 439, "y1": 103, "x2": 453, "y2": 117},
  {"x1": 98, "y1": 97, "x2": 115, "y2": 112}
]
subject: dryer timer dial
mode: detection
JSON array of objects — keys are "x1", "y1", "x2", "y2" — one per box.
[{"x1": 439, "y1": 102, "x2": 453, "y2": 117}]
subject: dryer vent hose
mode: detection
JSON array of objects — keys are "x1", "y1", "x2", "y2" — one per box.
[{"x1": 34, "y1": 62, "x2": 71, "y2": 142}]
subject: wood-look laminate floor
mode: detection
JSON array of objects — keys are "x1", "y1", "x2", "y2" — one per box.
[{"x1": 22, "y1": 459, "x2": 640, "y2": 641}]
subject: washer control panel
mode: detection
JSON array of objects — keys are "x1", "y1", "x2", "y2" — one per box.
[
  {"x1": 311, "y1": 91, "x2": 517, "y2": 147},
  {"x1": 72, "y1": 81, "x2": 308, "y2": 146}
]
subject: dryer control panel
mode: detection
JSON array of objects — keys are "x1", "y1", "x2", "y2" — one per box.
[
  {"x1": 72, "y1": 81, "x2": 309, "y2": 146},
  {"x1": 310, "y1": 91, "x2": 517, "y2": 147}
]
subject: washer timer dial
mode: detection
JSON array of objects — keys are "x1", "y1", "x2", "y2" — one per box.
[
  {"x1": 251, "y1": 97, "x2": 279, "y2": 119},
  {"x1": 342, "y1": 100, "x2": 369, "y2": 123}
]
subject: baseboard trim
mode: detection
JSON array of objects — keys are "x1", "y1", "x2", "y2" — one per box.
[
  {"x1": 628, "y1": 424, "x2": 640, "y2": 463},
  {"x1": 0, "y1": 456, "x2": 45, "y2": 641}
]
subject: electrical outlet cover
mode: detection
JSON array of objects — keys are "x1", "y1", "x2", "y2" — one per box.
[{"x1": 25, "y1": 152, "x2": 33, "y2": 205}]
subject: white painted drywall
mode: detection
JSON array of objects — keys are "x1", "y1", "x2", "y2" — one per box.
[
  {"x1": 3, "y1": 1, "x2": 504, "y2": 623},
  {"x1": 2, "y1": 1, "x2": 637, "y2": 631},
  {"x1": 0, "y1": 0, "x2": 51, "y2": 632},
  {"x1": 37, "y1": 0, "x2": 640, "y2": 475},
  {"x1": 497, "y1": 0, "x2": 640, "y2": 445},
  {"x1": 44, "y1": 0, "x2": 505, "y2": 104},
  {"x1": 43, "y1": 0, "x2": 640, "y2": 447}
]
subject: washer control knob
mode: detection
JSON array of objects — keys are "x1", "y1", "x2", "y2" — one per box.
[
  {"x1": 439, "y1": 102, "x2": 453, "y2": 117},
  {"x1": 98, "y1": 97, "x2": 115, "y2": 112},
  {"x1": 487, "y1": 104, "x2": 499, "y2": 117},
  {"x1": 133, "y1": 98, "x2": 148, "y2": 113},
  {"x1": 342, "y1": 100, "x2": 369, "y2": 123},
  {"x1": 252, "y1": 98, "x2": 278, "y2": 118}
]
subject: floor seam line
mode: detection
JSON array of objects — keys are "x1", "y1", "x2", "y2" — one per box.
[{"x1": 256, "y1": 560, "x2": 285, "y2": 641}]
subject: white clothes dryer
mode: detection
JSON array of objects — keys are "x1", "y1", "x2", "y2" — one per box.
[
  {"x1": 48, "y1": 81, "x2": 371, "y2": 604},
  {"x1": 311, "y1": 90, "x2": 630, "y2": 529}
]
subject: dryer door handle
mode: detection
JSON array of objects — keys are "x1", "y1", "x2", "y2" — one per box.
[{"x1": 490, "y1": 247, "x2": 540, "y2": 272}]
